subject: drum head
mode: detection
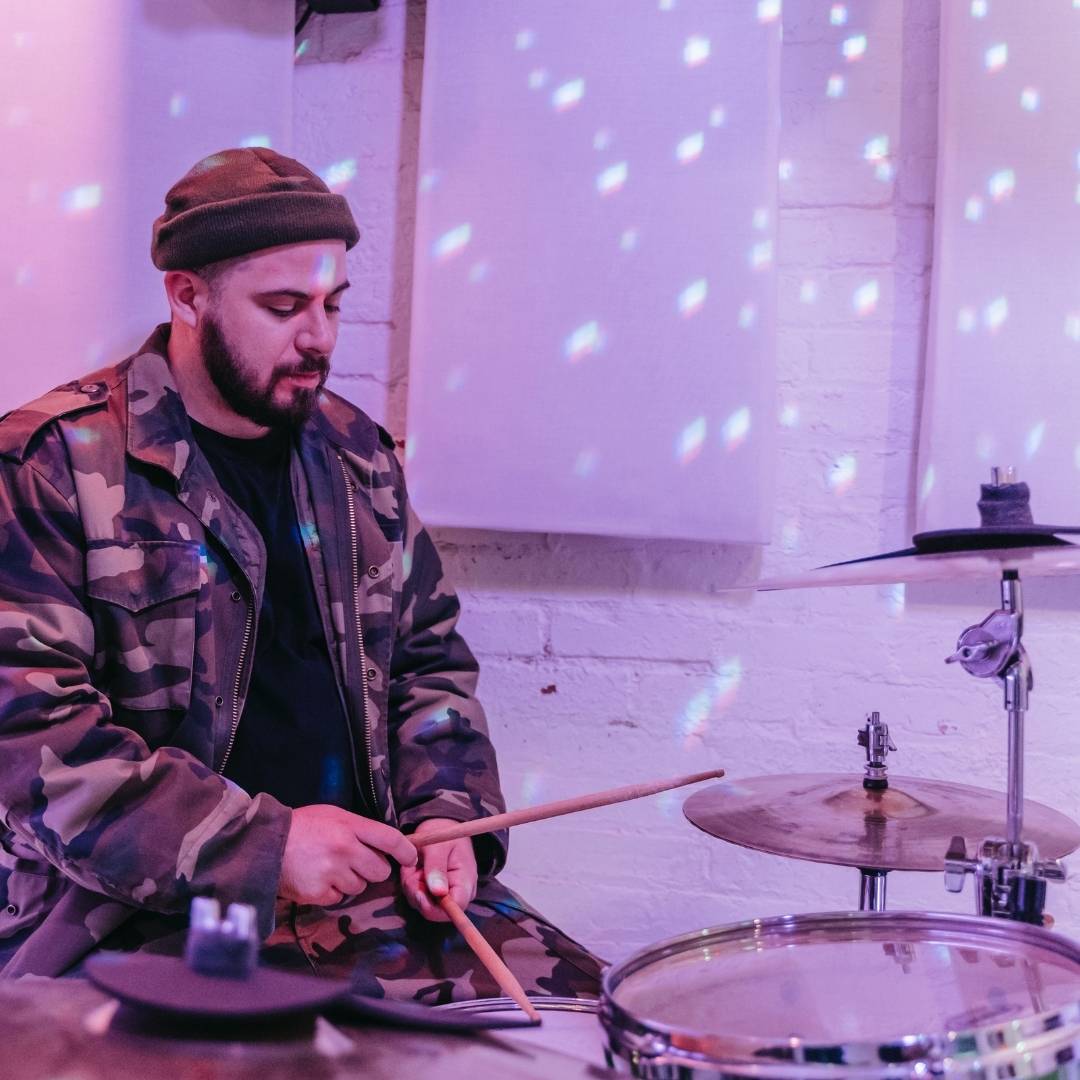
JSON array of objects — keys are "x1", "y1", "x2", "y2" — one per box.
[{"x1": 602, "y1": 912, "x2": 1080, "y2": 1076}]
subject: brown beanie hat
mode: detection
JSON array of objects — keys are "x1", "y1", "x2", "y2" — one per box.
[{"x1": 151, "y1": 147, "x2": 360, "y2": 270}]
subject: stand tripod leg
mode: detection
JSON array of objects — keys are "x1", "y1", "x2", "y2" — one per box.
[{"x1": 859, "y1": 869, "x2": 888, "y2": 911}]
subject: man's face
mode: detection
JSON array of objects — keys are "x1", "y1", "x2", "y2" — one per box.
[{"x1": 197, "y1": 240, "x2": 350, "y2": 429}]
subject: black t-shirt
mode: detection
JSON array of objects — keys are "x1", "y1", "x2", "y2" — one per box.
[{"x1": 190, "y1": 419, "x2": 358, "y2": 811}]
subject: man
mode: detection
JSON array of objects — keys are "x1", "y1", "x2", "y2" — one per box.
[{"x1": 0, "y1": 148, "x2": 601, "y2": 1001}]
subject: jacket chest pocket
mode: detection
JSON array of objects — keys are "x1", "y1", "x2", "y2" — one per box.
[{"x1": 86, "y1": 540, "x2": 201, "y2": 714}]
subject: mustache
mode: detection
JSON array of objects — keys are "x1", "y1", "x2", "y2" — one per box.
[{"x1": 274, "y1": 355, "x2": 330, "y2": 380}]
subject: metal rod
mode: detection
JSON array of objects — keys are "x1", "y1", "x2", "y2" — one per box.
[
  {"x1": 859, "y1": 869, "x2": 888, "y2": 911},
  {"x1": 1001, "y1": 571, "x2": 1027, "y2": 856}
]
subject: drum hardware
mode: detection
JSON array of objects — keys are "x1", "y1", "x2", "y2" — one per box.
[
  {"x1": 941, "y1": 562, "x2": 1068, "y2": 923},
  {"x1": 857, "y1": 711, "x2": 897, "y2": 910}
]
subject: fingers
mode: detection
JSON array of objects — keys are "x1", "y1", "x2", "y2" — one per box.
[
  {"x1": 354, "y1": 818, "x2": 418, "y2": 867},
  {"x1": 349, "y1": 846, "x2": 392, "y2": 884}
]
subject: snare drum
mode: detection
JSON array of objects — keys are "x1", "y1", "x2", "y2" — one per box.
[
  {"x1": 601, "y1": 911, "x2": 1080, "y2": 1078},
  {"x1": 438, "y1": 995, "x2": 608, "y2": 1068}
]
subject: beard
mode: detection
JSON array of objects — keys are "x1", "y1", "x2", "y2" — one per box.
[{"x1": 199, "y1": 313, "x2": 329, "y2": 430}]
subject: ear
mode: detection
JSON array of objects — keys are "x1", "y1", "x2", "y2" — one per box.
[{"x1": 163, "y1": 270, "x2": 209, "y2": 329}]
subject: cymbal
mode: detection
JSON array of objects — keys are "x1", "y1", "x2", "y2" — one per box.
[
  {"x1": 755, "y1": 542, "x2": 1080, "y2": 591},
  {"x1": 683, "y1": 774, "x2": 1080, "y2": 872}
]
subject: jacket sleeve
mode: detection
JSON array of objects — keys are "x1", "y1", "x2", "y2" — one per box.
[
  {"x1": 0, "y1": 452, "x2": 291, "y2": 936},
  {"x1": 385, "y1": 474, "x2": 509, "y2": 877}
]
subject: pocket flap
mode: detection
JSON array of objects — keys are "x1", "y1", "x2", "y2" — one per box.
[{"x1": 86, "y1": 541, "x2": 201, "y2": 612}]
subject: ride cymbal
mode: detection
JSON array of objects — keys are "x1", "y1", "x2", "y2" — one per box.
[{"x1": 683, "y1": 774, "x2": 1080, "y2": 872}]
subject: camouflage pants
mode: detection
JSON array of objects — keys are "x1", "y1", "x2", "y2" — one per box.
[{"x1": 98, "y1": 877, "x2": 604, "y2": 1003}]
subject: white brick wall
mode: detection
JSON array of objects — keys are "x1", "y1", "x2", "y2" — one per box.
[{"x1": 295, "y1": 0, "x2": 1080, "y2": 963}]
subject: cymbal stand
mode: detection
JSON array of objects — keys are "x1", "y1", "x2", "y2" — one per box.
[
  {"x1": 857, "y1": 711, "x2": 895, "y2": 912},
  {"x1": 942, "y1": 569, "x2": 1065, "y2": 923}
]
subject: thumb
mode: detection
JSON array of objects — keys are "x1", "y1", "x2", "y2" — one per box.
[{"x1": 423, "y1": 844, "x2": 451, "y2": 897}]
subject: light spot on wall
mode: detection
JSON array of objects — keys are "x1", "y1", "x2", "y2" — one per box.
[
  {"x1": 709, "y1": 105, "x2": 727, "y2": 127},
  {"x1": 683, "y1": 35, "x2": 711, "y2": 67},
  {"x1": 676, "y1": 417, "x2": 707, "y2": 464},
  {"x1": 678, "y1": 278, "x2": 708, "y2": 317},
  {"x1": 987, "y1": 168, "x2": 1015, "y2": 202},
  {"x1": 1026, "y1": 421, "x2": 1046, "y2": 459},
  {"x1": 985, "y1": 43, "x2": 1008, "y2": 72},
  {"x1": 61, "y1": 184, "x2": 103, "y2": 215},
  {"x1": 620, "y1": 228, "x2": 640, "y2": 252},
  {"x1": 596, "y1": 161, "x2": 629, "y2": 196},
  {"x1": 1020, "y1": 87, "x2": 1041, "y2": 112},
  {"x1": 676, "y1": 132, "x2": 705, "y2": 164},
  {"x1": 853, "y1": 279, "x2": 879, "y2": 316},
  {"x1": 240, "y1": 134, "x2": 272, "y2": 149},
  {"x1": 404, "y1": 435, "x2": 417, "y2": 463},
  {"x1": 750, "y1": 240, "x2": 773, "y2": 270},
  {"x1": 564, "y1": 320, "x2": 604, "y2": 363},
  {"x1": 964, "y1": 195, "x2": 985, "y2": 222},
  {"x1": 780, "y1": 403, "x2": 799, "y2": 427},
  {"x1": 738, "y1": 302, "x2": 758, "y2": 329},
  {"x1": 528, "y1": 68, "x2": 549, "y2": 90},
  {"x1": 169, "y1": 93, "x2": 187, "y2": 118},
  {"x1": 573, "y1": 449, "x2": 598, "y2": 478},
  {"x1": 722, "y1": 406, "x2": 751, "y2": 450},
  {"x1": 552, "y1": 78, "x2": 585, "y2": 111},
  {"x1": 757, "y1": 0, "x2": 781, "y2": 23},
  {"x1": 320, "y1": 159, "x2": 357, "y2": 192},
  {"x1": 515, "y1": 29, "x2": 535, "y2": 50},
  {"x1": 295, "y1": 39, "x2": 310, "y2": 59},
  {"x1": 753, "y1": 207, "x2": 770, "y2": 231},
  {"x1": 971, "y1": 0, "x2": 988, "y2": 16},
  {"x1": 593, "y1": 128, "x2": 614, "y2": 151},
  {"x1": 799, "y1": 279, "x2": 819, "y2": 304},
  {"x1": 863, "y1": 135, "x2": 889, "y2": 163},
  {"x1": 920, "y1": 463, "x2": 935, "y2": 502},
  {"x1": 983, "y1": 295, "x2": 1008, "y2": 332},
  {"x1": 419, "y1": 170, "x2": 441, "y2": 194},
  {"x1": 468, "y1": 260, "x2": 490, "y2": 284},
  {"x1": 778, "y1": 158, "x2": 794, "y2": 181},
  {"x1": 520, "y1": 771, "x2": 546, "y2": 805},
  {"x1": 842, "y1": 34, "x2": 867, "y2": 61},
  {"x1": 828, "y1": 454, "x2": 857, "y2": 494},
  {"x1": 14, "y1": 265, "x2": 31, "y2": 287},
  {"x1": 830, "y1": 5, "x2": 848, "y2": 26},
  {"x1": 957, "y1": 306, "x2": 977, "y2": 332},
  {"x1": 827, "y1": 74, "x2": 846, "y2": 98},
  {"x1": 885, "y1": 583, "x2": 906, "y2": 617},
  {"x1": 1066, "y1": 314, "x2": 1080, "y2": 342},
  {"x1": 975, "y1": 432, "x2": 995, "y2": 460},
  {"x1": 444, "y1": 366, "x2": 468, "y2": 392},
  {"x1": 780, "y1": 520, "x2": 801, "y2": 552},
  {"x1": 432, "y1": 223, "x2": 472, "y2": 261}
]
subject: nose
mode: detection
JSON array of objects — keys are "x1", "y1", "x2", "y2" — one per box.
[{"x1": 295, "y1": 304, "x2": 336, "y2": 357}]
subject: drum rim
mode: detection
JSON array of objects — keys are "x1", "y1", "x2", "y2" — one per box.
[
  {"x1": 435, "y1": 995, "x2": 600, "y2": 1015},
  {"x1": 600, "y1": 910, "x2": 1080, "y2": 1072}
]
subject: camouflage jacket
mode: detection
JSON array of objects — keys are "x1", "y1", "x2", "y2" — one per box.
[{"x1": 0, "y1": 326, "x2": 507, "y2": 977}]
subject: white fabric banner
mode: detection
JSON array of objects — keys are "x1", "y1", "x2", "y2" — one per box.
[
  {"x1": 407, "y1": 0, "x2": 780, "y2": 542},
  {"x1": 918, "y1": 1, "x2": 1080, "y2": 530}
]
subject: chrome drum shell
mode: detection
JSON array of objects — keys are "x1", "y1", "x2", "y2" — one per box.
[{"x1": 601, "y1": 911, "x2": 1080, "y2": 1078}]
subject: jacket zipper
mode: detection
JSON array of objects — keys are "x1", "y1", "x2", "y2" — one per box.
[
  {"x1": 219, "y1": 602, "x2": 254, "y2": 773},
  {"x1": 338, "y1": 455, "x2": 379, "y2": 813}
]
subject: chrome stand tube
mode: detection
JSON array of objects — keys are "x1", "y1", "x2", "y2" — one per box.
[{"x1": 859, "y1": 869, "x2": 888, "y2": 912}]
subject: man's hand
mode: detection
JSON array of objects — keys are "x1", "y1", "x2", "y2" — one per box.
[
  {"x1": 278, "y1": 804, "x2": 417, "y2": 906},
  {"x1": 402, "y1": 818, "x2": 478, "y2": 923}
]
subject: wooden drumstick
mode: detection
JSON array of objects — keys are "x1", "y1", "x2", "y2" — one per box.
[
  {"x1": 438, "y1": 894, "x2": 541, "y2": 1022},
  {"x1": 414, "y1": 767, "x2": 725, "y2": 849}
]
